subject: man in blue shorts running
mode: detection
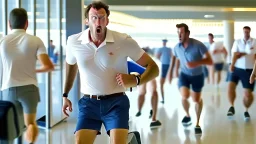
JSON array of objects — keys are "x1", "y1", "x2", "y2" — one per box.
[
  {"x1": 168, "y1": 23, "x2": 213, "y2": 135},
  {"x1": 156, "y1": 39, "x2": 172, "y2": 104}
]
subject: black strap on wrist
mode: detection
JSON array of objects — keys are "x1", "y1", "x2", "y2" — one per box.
[
  {"x1": 63, "y1": 93, "x2": 68, "y2": 97},
  {"x1": 135, "y1": 75, "x2": 141, "y2": 85}
]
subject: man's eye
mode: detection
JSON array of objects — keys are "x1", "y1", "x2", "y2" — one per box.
[{"x1": 92, "y1": 16, "x2": 97, "y2": 20}]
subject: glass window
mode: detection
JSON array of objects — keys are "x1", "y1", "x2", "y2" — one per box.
[
  {"x1": 35, "y1": 0, "x2": 48, "y2": 122},
  {"x1": 49, "y1": 0, "x2": 63, "y2": 126},
  {"x1": 7, "y1": 0, "x2": 18, "y2": 34},
  {"x1": 0, "y1": 1, "x2": 3, "y2": 36},
  {"x1": 21, "y1": 0, "x2": 34, "y2": 35}
]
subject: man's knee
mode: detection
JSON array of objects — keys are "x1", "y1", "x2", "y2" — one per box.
[
  {"x1": 228, "y1": 82, "x2": 237, "y2": 93},
  {"x1": 110, "y1": 129, "x2": 128, "y2": 144},
  {"x1": 192, "y1": 92, "x2": 202, "y2": 103},
  {"x1": 244, "y1": 89, "x2": 253, "y2": 99},
  {"x1": 75, "y1": 129, "x2": 97, "y2": 144},
  {"x1": 180, "y1": 87, "x2": 190, "y2": 99},
  {"x1": 151, "y1": 90, "x2": 158, "y2": 98}
]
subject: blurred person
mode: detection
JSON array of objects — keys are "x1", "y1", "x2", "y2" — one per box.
[
  {"x1": 227, "y1": 26, "x2": 256, "y2": 121},
  {"x1": 61, "y1": 1, "x2": 159, "y2": 144},
  {"x1": 0, "y1": 8, "x2": 54, "y2": 144},
  {"x1": 168, "y1": 23, "x2": 213, "y2": 135},
  {"x1": 207, "y1": 33, "x2": 227, "y2": 87},
  {"x1": 135, "y1": 48, "x2": 162, "y2": 129},
  {"x1": 156, "y1": 39, "x2": 173, "y2": 104}
]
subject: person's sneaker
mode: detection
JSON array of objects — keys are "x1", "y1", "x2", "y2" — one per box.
[
  {"x1": 227, "y1": 106, "x2": 235, "y2": 117},
  {"x1": 195, "y1": 126, "x2": 202, "y2": 135},
  {"x1": 150, "y1": 120, "x2": 162, "y2": 129},
  {"x1": 135, "y1": 111, "x2": 141, "y2": 117},
  {"x1": 244, "y1": 111, "x2": 250, "y2": 121},
  {"x1": 149, "y1": 110, "x2": 153, "y2": 118},
  {"x1": 182, "y1": 116, "x2": 192, "y2": 127}
]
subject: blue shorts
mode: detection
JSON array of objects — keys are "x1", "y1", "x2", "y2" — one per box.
[
  {"x1": 214, "y1": 63, "x2": 224, "y2": 71},
  {"x1": 161, "y1": 64, "x2": 170, "y2": 78},
  {"x1": 178, "y1": 72, "x2": 204, "y2": 92},
  {"x1": 75, "y1": 94, "x2": 130, "y2": 135},
  {"x1": 228, "y1": 67, "x2": 255, "y2": 91}
]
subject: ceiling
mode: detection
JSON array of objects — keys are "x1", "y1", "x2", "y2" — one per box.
[{"x1": 109, "y1": 6, "x2": 256, "y2": 21}]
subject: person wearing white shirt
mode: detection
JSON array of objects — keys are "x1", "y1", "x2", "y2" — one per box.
[
  {"x1": 61, "y1": 2, "x2": 159, "y2": 144},
  {"x1": 0, "y1": 8, "x2": 54, "y2": 144},
  {"x1": 227, "y1": 26, "x2": 256, "y2": 121},
  {"x1": 207, "y1": 33, "x2": 227, "y2": 87}
]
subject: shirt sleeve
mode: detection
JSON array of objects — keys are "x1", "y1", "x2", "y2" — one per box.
[
  {"x1": 36, "y1": 37, "x2": 47, "y2": 56},
  {"x1": 173, "y1": 45, "x2": 178, "y2": 57},
  {"x1": 231, "y1": 40, "x2": 238, "y2": 53},
  {"x1": 199, "y1": 42, "x2": 208, "y2": 56},
  {"x1": 156, "y1": 48, "x2": 162, "y2": 55},
  {"x1": 124, "y1": 36, "x2": 145, "y2": 61},
  {"x1": 65, "y1": 36, "x2": 77, "y2": 65}
]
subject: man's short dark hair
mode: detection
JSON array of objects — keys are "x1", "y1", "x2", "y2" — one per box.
[
  {"x1": 208, "y1": 33, "x2": 214, "y2": 38},
  {"x1": 9, "y1": 8, "x2": 28, "y2": 29},
  {"x1": 243, "y1": 26, "x2": 251, "y2": 31},
  {"x1": 176, "y1": 23, "x2": 190, "y2": 33},
  {"x1": 84, "y1": 1, "x2": 110, "y2": 19}
]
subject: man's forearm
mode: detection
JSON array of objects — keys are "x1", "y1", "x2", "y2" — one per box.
[
  {"x1": 139, "y1": 62, "x2": 159, "y2": 85},
  {"x1": 253, "y1": 59, "x2": 256, "y2": 73},
  {"x1": 63, "y1": 62, "x2": 78, "y2": 94},
  {"x1": 231, "y1": 52, "x2": 239, "y2": 66},
  {"x1": 175, "y1": 59, "x2": 180, "y2": 74},
  {"x1": 168, "y1": 57, "x2": 176, "y2": 76},
  {"x1": 196, "y1": 57, "x2": 213, "y2": 66}
]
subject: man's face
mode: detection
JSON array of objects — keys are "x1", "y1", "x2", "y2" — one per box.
[
  {"x1": 87, "y1": 8, "x2": 109, "y2": 40},
  {"x1": 208, "y1": 35, "x2": 213, "y2": 43},
  {"x1": 163, "y1": 41, "x2": 167, "y2": 46},
  {"x1": 177, "y1": 27, "x2": 187, "y2": 43},
  {"x1": 243, "y1": 28, "x2": 250, "y2": 39}
]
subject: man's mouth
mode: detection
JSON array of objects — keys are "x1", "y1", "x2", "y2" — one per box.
[{"x1": 96, "y1": 27, "x2": 101, "y2": 34}]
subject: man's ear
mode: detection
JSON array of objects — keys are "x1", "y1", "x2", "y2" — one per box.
[{"x1": 85, "y1": 18, "x2": 88, "y2": 25}]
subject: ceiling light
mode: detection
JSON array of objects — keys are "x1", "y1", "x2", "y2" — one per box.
[{"x1": 204, "y1": 15, "x2": 215, "y2": 18}]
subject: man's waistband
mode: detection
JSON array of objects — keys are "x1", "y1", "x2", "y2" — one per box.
[{"x1": 83, "y1": 92, "x2": 126, "y2": 100}]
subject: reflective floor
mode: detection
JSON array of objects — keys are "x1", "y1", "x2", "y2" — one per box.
[{"x1": 22, "y1": 72, "x2": 256, "y2": 144}]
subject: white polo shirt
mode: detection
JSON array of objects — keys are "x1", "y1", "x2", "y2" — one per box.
[
  {"x1": 231, "y1": 37, "x2": 256, "y2": 69},
  {"x1": 66, "y1": 29, "x2": 145, "y2": 95},
  {"x1": 209, "y1": 41, "x2": 225, "y2": 63},
  {"x1": 0, "y1": 29, "x2": 47, "y2": 90}
]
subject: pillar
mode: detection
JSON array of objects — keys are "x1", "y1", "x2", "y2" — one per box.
[{"x1": 223, "y1": 20, "x2": 234, "y2": 64}]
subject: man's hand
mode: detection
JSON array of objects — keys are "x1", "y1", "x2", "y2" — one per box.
[
  {"x1": 186, "y1": 61, "x2": 199, "y2": 69},
  {"x1": 250, "y1": 72, "x2": 256, "y2": 84},
  {"x1": 62, "y1": 97, "x2": 73, "y2": 117},
  {"x1": 229, "y1": 64, "x2": 235, "y2": 72},
  {"x1": 116, "y1": 73, "x2": 137, "y2": 88}
]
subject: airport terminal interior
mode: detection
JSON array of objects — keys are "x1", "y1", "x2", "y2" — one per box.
[{"x1": 1, "y1": 0, "x2": 256, "y2": 144}]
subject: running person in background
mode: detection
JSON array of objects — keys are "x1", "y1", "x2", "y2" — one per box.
[
  {"x1": 227, "y1": 26, "x2": 256, "y2": 121},
  {"x1": 207, "y1": 33, "x2": 227, "y2": 87},
  {"x1": 168, "y1": 23, "x2": 213, "y2": 135},
  {"x1": 135, "y1": 48, "x2": 162, "y2": 128},
  {"x1": 0, "y1": 8, "x2": 54, "y2": 144},
  {"x1": 156, "y1": 39, "x2": 173, "y2": 104}
]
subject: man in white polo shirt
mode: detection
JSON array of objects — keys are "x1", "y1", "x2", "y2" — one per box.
[
  {"x1": 207, "y1": 33, "x2": 227, "y2": 87},
  {"x1": 0, "y1": 8, "x2": 54, "y2": 144},
  {"x1": 227, "y1": 26, "x2": 256, "y2": 121},
  {"x1": 61, "y1": 1, "x2": 159, "y2": 144}
]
